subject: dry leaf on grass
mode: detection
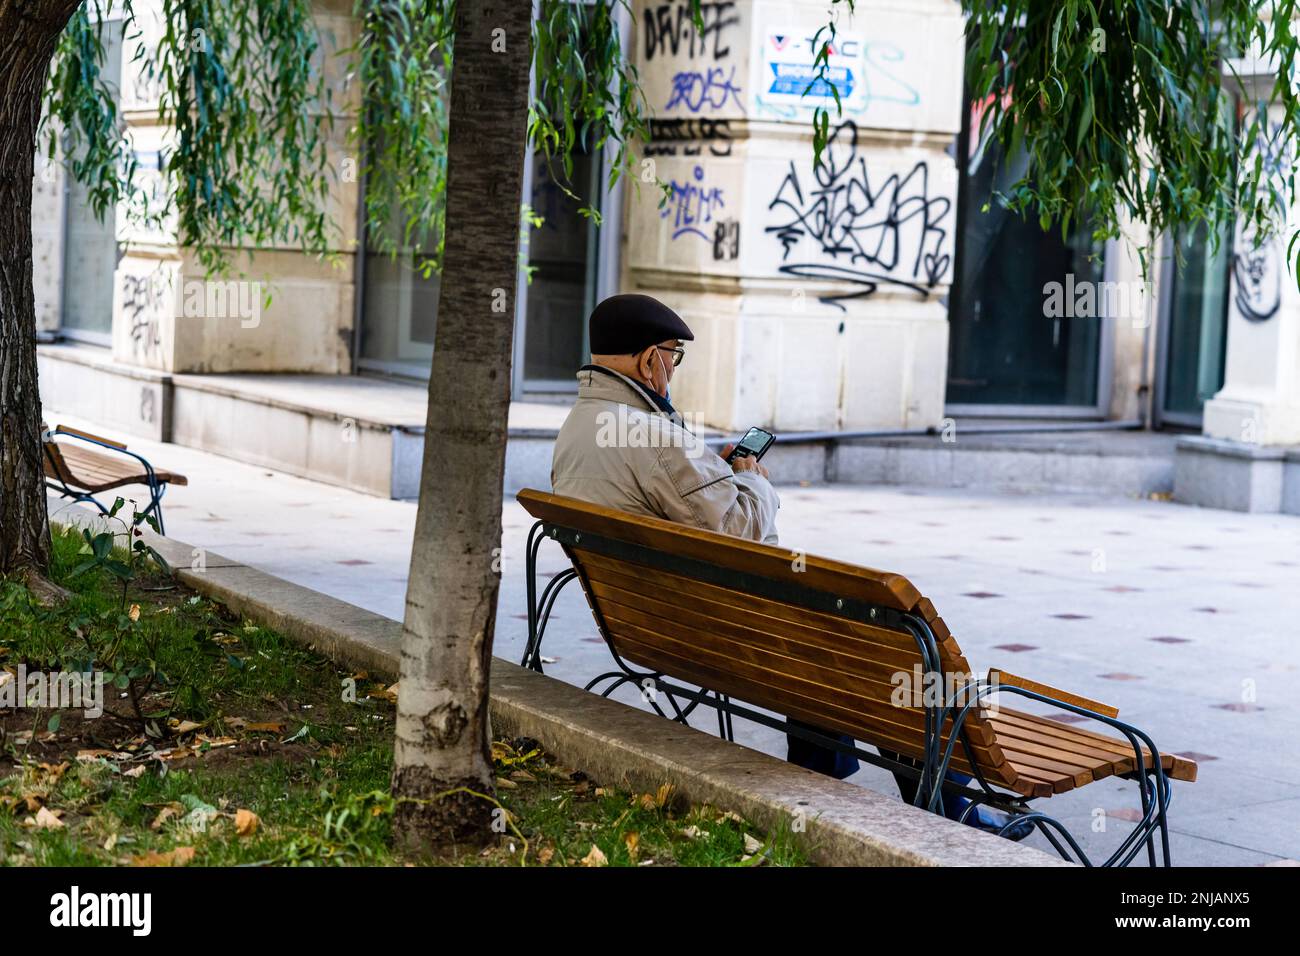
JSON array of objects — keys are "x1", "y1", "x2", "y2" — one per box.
[
  {"x1": 624, "y1": 831, "x2": 640, "y2": 860},
  {"x1": 580, "y1": 844, "x2": 608, "y2": 867},
  {"x1": 76, "y1": 749, "x2": 130, "y2": 762},
  {"x1": 244, "y1": 721, "x2": 286, "y2": 734},
  {"x1": 537, "y1": 846, "x2": 554, "y2": 865},
  {"x1": 149, "y1": 804, "x2": 182, "y2": 830},
  {"x1": 743, "y1": 834, "x2": 764, "y2": 855},
  {"x1": 234, "y1": 809, "x2": 260, "y2": 837},
  {"x1": 131, "y1": 846, "x2": 195, "y2": 867},
  {"x1": 128, "y1": 604, "x2": 141, "y2": 622},
  {"x1": 32, "y1": 806, "x2": 64, "y2": 829}
]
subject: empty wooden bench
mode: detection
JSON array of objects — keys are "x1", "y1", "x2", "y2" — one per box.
[
  {"x1": 43, "y1": 424, "x2": 187, "y2": 535},
  {"x1": 517, "y1": 488, "x2": 1197, "y2": 867}
]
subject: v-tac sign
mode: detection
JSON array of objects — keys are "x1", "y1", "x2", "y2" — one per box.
[{"x1": 49, "y1": 886, "x2": 152, "y2": 937}]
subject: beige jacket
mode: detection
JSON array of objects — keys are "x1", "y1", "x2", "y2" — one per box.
[{"x1": 551, "y1": 367, "x2": 780, "y2": 544}]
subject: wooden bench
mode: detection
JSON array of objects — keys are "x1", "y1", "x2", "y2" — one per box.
[
  {"x1": 43, "y1": 424, "x2": 187, "y2": 535},
  {"x1": 516, "y1": 488, "x2": 1197, "y2": 867}
]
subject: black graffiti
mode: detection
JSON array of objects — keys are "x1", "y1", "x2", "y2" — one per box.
[
  {"x1": 122, "y1": 272, "x2": 164, "y2": 352},
  {"x1": 1233, "y1": 243, "x2": 1281, "y2": 322},
  {"x1": 713, "y1": 219, "x2": 739, "y2": 261},
  {"x1": 646, "y1": 117, "x2": 733, "y2": 157},
  {"x1": 643, "y1": 1, "x2": 738, "y2": 61},
  {"x1": 764, "y1": 120, "x2": 951, "y2": 310}
]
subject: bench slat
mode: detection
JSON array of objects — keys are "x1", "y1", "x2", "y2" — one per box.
[
  {"x1": 598, "y1": 612, "x2": 1011, "y2": 769},
  {"x1": 594, "y1": 588, "x2": 1001, "y2": 748},
  {"x1": 585, "y1": 561, "x2": 945, "y2": 674}
]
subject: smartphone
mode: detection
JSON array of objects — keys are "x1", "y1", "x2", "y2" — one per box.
[{"x1": 725, "y1": 426, "x2": 776, "y2": 463}]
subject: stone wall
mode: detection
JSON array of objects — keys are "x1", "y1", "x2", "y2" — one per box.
[{"x1": 623, "y1": 0, "x2": 964, "y2": 432}]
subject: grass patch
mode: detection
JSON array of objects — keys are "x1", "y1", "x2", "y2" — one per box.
[{"x1": 0, "y1": 526, "x2": 809, "y2": 867}]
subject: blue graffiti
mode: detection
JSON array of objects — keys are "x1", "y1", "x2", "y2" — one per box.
[
  {"x1": 666, "y1": 65, "x2": 744, "y2": 113},
  {"x1": 862, "y1": 41, "x2": 919, "y2": 108},
  {"x1": 661, "y1": 165, "x2": 726, "y2": 241}
]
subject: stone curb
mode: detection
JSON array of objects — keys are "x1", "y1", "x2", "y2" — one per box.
[{"x1": 47, "y1": 497, "x2": 1066, "y2": 867}]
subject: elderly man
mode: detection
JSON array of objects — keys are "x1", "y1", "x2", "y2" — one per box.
[
  {"x1": 552, "y1": 294, "x2": 1030, "y2": 838},
  {"x1": 551, "y1": 293, "x2": 778, "y2": 543},
  {"x1": 551, "y1": 293, "x2": 859, "y2": 781}
]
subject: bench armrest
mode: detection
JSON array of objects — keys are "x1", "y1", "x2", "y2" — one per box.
[{"x1": 987, "y1": 668, "x2": 1119, "y2": 718}]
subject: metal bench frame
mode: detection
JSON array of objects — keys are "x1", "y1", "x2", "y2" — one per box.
[
  {"x1": 43, "y1": 428, "x2": 174, "y2": 535},
  {"x1": 520, "y1": 518, "x2": 1175, "y2": 867}
]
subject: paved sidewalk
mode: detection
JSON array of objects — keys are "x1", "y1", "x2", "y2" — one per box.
[{"x1": 44, "y1": 413, "x2": 1300, "y2": 865}]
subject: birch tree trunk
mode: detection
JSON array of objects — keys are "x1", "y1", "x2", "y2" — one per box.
[
  {"x1": 391, "y1": 0, "x2": 534, "y2": 852},
  {"x1": 0, "y1": 0, "x2": 81, "y2": 576}
]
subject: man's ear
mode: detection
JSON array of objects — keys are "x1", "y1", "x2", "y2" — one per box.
[{"x1": 635, "y1": 346, "x2": 655, "y2": 383}]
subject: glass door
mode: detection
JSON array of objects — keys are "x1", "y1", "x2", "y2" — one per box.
[
  {"x1": 517, "y1": 145, "x2": 603, "y2": 391},
  {"x1": 61, "y1": 17, "x2": 125, "y2": 345},
  {"x1": 946, "y1": 97, "x2": 1106, "y2": 414},
  {"x1": 1156, "y1": 225, "x2": 1230, "y2": 427}
]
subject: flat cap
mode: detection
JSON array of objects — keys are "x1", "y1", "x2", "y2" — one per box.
[{"x1": 589, "y1": 294, "x2": 694, "y2": 355}]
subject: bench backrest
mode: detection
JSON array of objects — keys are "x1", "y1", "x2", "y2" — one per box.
[
  {"x1": 517, "y1": 489, "x2": 1018, "y2": 789},
  {"x1": 40, "y1": 422, "x2": 75, "y2": 484}
]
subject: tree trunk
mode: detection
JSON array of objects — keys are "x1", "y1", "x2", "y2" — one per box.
[
  {"x1": 391, "y1": 0, "x2": 534, "y2": 853},
  {"x1": 0, "y1": 0, "x2": 81, "y2": 576}
]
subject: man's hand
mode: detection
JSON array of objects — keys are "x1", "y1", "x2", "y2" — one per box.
[{"x1": 721, "y1": 443, "x2": 769, "y2": 479}]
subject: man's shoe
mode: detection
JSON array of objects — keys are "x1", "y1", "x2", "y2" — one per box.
[{"x1": 970, "y1": 807, "x2": 1035, "y2": 842}]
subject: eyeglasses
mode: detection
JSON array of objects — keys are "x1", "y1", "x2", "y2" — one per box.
[{"x1": 656, "y1": 345, "x2": 685, "y2": 368}]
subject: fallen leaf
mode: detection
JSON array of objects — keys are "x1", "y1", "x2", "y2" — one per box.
[
  {"x1": 509, "y1": 769, "x2": 537, "y2": 783},
  {"x1": 655, "y1": 782, "x2": 674, "y2": 807},
  {"x1": 537, "y1": 846, "x2": 554, "y2": 865},
  {"x1": 234, "y1": 809, "x2": 260, "y2": 837},
  {"x1": 128, "y1": 604, "x2": 141, "y2": 622},
  {"x1": 171, "y1": 720, "x2": 203, "y2": 734},
  {"x1": 123, "y1": 765, "x2": 146, "y2": 779},
  {"x1": 495, "y1": 777, "x2": 518, "y2": 790},
  {"x1": 244, "y1": 721, "x2": 286, "y2": 734},
  {"x1": 33, "y1": 806, "x2": 64, "y2": 829},
  {"x1": 624, "y1": 831, "x2": 640, "y2": 860},
  {"x1": 150, "y1": 804, "x2": 182, "y2": 830},
  {"x1": 131, "y1": 846, "x2": 195, "y2": 867},
  {"x1": 580, "y1": 844, "x2": 608, "y2": 867},
  {"x1": 680, "y1": 825, "x2": 707, "y2": 840},
  {"x1": 77, "y1": 749, "x2": 130, "y2": 762},
  {"x1": 743, "y1": 833, "x2": 764, "y2": 855}
]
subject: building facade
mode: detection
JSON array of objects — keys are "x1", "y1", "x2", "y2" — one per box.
[{"x1": 32, "y1": 0, "x2": 1300, "y2": 509}]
